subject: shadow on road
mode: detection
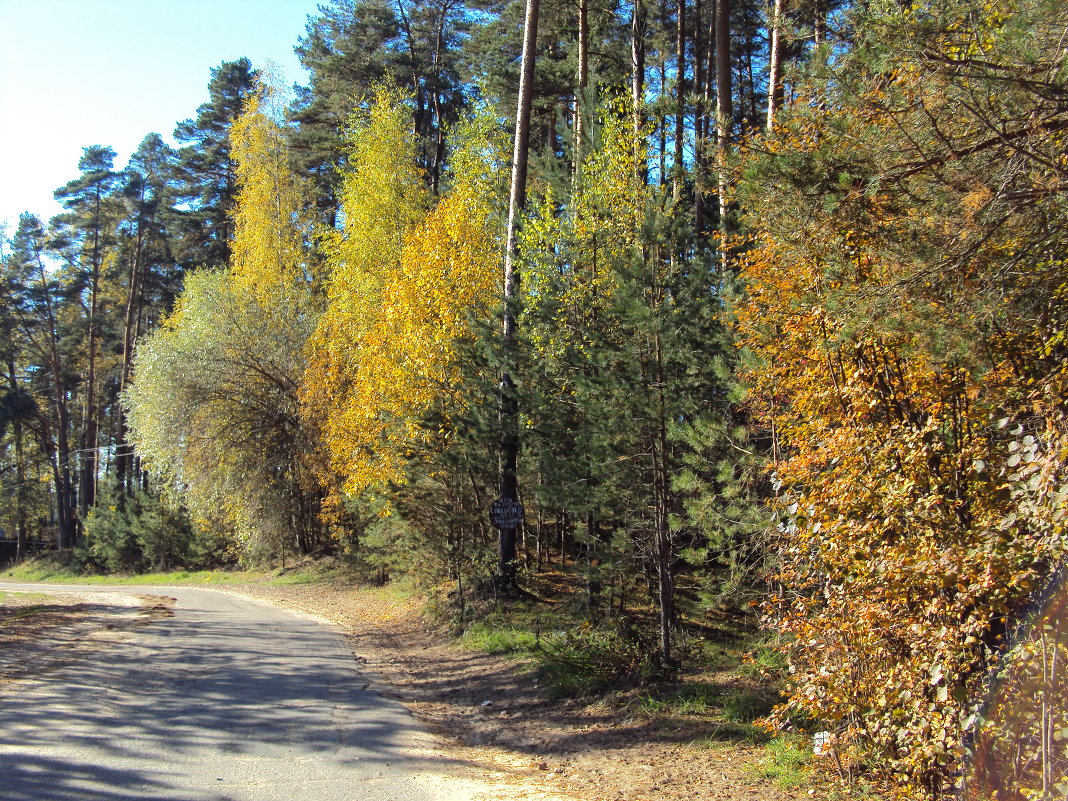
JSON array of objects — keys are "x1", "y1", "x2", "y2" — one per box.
[{"x1": 0, "y1": 589, "x2": 487, "y2": 801}]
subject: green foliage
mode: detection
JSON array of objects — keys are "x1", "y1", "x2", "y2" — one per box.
[
  {"x1": 81, "y1": 482, "x2": 211, "y2": 574},
  {"x1": 514, "y1": 100, "x2": 760, "y2": 662},
  {"x1": 125, "y1": 269, "x2": 326, "y2": 562},
  {"x1": 460, "y1": 622, "x2": 540, "y2": 655},
  {"x1": 529, "y1": 623, "x2": 669, "y2": 697},
  {"x1": 172, "y1": 58, "x2": 259, "y2": 269}
]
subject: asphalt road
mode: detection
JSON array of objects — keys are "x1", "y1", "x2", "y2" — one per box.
[{"x1": 0, "y1": 584, "x2": 533, "y2": 801}]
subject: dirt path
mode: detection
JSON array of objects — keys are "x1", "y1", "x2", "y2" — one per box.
[
  {"x1": 230, "y1": 583, "x2": 807, "y2": 801},
  {"x1": 0, "y1": 590, "x2": 174, "y2": 683},
  {"x1": 0, "y1": 584, "x2": 583, "y2": 801}
]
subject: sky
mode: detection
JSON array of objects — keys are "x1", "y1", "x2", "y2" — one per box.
[{"x1": 0, "y1": 0, "x2": 322, "y2": 235}]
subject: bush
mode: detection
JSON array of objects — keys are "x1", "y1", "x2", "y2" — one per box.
[
  {"x1": 531, "y1": 621, "x2": 669, "y2": 697},
  {"x1": 83, "y1": 484, "x2": 202, "y2": 573}
]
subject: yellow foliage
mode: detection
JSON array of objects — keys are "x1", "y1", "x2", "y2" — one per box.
[
  {"x1": 229, "y1": 87, "x2": 309, "y2": 298},
  {"x1": 303, "y1": 89, "x2": 503, "y2": 497},
  {"x1": 522, "y1": 103, "x2": 648, "y2": 361}
]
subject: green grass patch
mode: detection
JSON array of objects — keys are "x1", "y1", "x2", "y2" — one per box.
[
  {"x1": 0, "y1": 554, "x2": 381, "y2": 589},
  {"x1": 691, "y1": 722, "x2": 770, "y2": 747},
  {"x1": 0, "y1": 558, "x2": 261, "y2": 585},
  {"x1": 460, "y1": 622, "x2": 539, "y2": 655},
  {"x1": 638, "y1": 681, "x2": 723, "y2": 715},
  {"x1": 636, "y1": 680, "x2": 778, "y2": 726},
  {"x1": 722, "y1": 686, "x2": 778, "y2": 723},
  {"x1": 0, "y1": 590, "x2": 50, "y2": 604},
  {"x1": 738, "y1": 636, "x2": 789, "y2": 679},
  {"x1": 751, "y1": 734, "x2": 813, "y2": 790}
]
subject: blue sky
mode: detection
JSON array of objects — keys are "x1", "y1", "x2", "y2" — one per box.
[{"x1": 0, "y1": 0, "x2": 321, "y2": 234}]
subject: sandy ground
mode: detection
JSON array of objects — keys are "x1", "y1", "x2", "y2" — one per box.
[{"x1": 0, "y1": 590, "x2": 174, "y2": 682}]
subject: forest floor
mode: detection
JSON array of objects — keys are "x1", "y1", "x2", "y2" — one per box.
[{"x1": 0, "y1": 574, "x2": 853, "y2": 801}]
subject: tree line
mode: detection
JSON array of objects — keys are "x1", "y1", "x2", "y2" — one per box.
[{"x1": 2, "y1": 0, "x2": 1066, "y2": 797}]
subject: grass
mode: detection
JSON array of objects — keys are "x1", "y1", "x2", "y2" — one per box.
[
  {"x1": 751, "y1": 734, "x2": 814, "y2": 790},
  {"x1": 0, "y1": 553, "x2": 374, "y2": 589},
  {"x1": 1, "y1": 559, "x2": 258, "y2": 585},
  {"x1": 637, "y1": 681, "x2": 723, "y2": 715},
  {"x1": 460, "y1": 621, "x2": 540, "y2": 655},
  {"x1": 738, "y1": 636, "x2": 790, "y2": 679},
  {"x1": 0, "y1": 589, "x2": 58, "y2": 622},
  {"x1": 0, "y1": 590, "x2": 50, "y2": 603}
]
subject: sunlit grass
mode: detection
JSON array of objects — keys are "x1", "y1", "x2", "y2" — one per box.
[
  {"x1": 460, "y1": 621, "x2": 540, "y2": 655},
  {"x1": 0, "y1": 554, "x2": 414, "y2": 595},
  {"x1": 0, "y1": 558, "x2": 260, "y2": 586},
  {"x1": 750, "y1": 734, "x2": 814, "y2": 789}
]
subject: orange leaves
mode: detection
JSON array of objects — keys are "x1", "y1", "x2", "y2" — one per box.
[{"x1": 735, "y1": 4, "x2": 1068, "y2": 790}]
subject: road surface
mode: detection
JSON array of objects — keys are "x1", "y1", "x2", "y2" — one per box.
[{"x1": 0, "y1": 583, "x2": 558, "y2": 801}]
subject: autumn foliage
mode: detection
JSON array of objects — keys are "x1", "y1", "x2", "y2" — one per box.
[
  {"x1": 735, "y1": 1, "x2": 1068, "y2": 794},
  {"x1": 84, "y1": 3, "x2": 1068, "y2": 799}
]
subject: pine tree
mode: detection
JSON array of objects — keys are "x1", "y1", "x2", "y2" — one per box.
[
  {"x1": 173, "y1": 58, "x2": 260, "y2": 270},
  {"x1": 52, "y1": 145, "x2": 120, "y2": 521}
]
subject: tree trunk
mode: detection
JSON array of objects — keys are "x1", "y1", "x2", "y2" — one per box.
[
  {"x1": 652, "y1": 317, "x2": 675, "y2": 666},
  {"x1": 498, "y1": 0, "x2": 540, "y2": 589},
  {"x1": 575, "y1": 0, "x2": 589, "y2": 168},
  {"x1": 693, "y1": 0, "x2": 706, "y2": 233},
  {"x1": 7, "y1": 359, "x2": 28, "y2": 560},
  {"x1": 766, "y1": 0, "x2": 785, "y2": 130},
  {"x1": 715, "y1": 0, "x2": 732, "y2": 236},
  {"x1": 28, "y1": 250, "x2": 77, "y2": 549},
  {"x1": 631, "y1": 0, "x2": 647, "y2": 182},
  {"x1": 814, "y1": 0, "x2": 826, "y2": 47},
  {"x1": 659, "y1": 60, "x2": 668, "y2": 184},
  {"x1": 673, "y1": 0, "x2": 686, "y2": 196},
  {"x1": 116, "y1": 214, "x2": 147, "y2": 501},
  {"x1": 79, "y1": 183, "x2": 108, "y2": 520}
]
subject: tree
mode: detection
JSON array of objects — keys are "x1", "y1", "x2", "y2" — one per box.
[
  {"x1": 52, "y1": 145, "x2": 120, "y2": 520},
  {"x1": 519, "y1": 102, "x2": 745, "y2": 663},
  {"x1": 125, "y1": 271, "x2": 324, "y2": 559},
  {"x1": 496, "y1": 0, "x2": 541, "y2": 588},
  {"x1": 112, "y1": 133, "x2": 181, "y2": 499},
  {"x1": 303, "y1": 86, "x2": 429, "y2": 497},
  {"x1": 734, "y1": 0, "x2": 1068, "y2": 793},
  {"x1": 127, "y1": 84, "x2": 327, "y2": 560},
  {"x1": 3, "y1": 215, "x2": 79, "y2": 548},
  {"x1": 290, "y1": 0, "x2": 472, "y2": 214},
  {"x1": 173, "y1": 58, "x2": 260, "y2": 270},
  {"x1": 290, "y1": 0, "x2": 402, "y2": 217}
]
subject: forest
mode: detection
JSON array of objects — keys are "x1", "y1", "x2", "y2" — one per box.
[{"x1": 1, "y1": 0, "x2": 1065, "y2": 797}]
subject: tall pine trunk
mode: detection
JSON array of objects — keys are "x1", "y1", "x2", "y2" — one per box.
[
  {"x1": 575, "y1": 0, "x2": 589, "y2": 168},
  {"x1": 116, "y1": 213, "x2": 147, "y2": 501},
  {"x1": 714, "y1": 0, "x2": 732, "y2": 236},
  {"x1": 766, "y1": 0, "x2": 785, "y2": 130},
  {"x1": 498, "y1": 0, "x2": 540, "y2": 588},
  {"x1": 6, "y1": 360, "x2": 28, "y2": 560},
  {"x1": 673, "y1": 0, "x2": 686, "y2": 195},
  {"x1": 631, "y1": 0, "x2": 647, "y2": 182},
  {"x1": 693, "y1": 0, "x2": 706, "y2": 233}
]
